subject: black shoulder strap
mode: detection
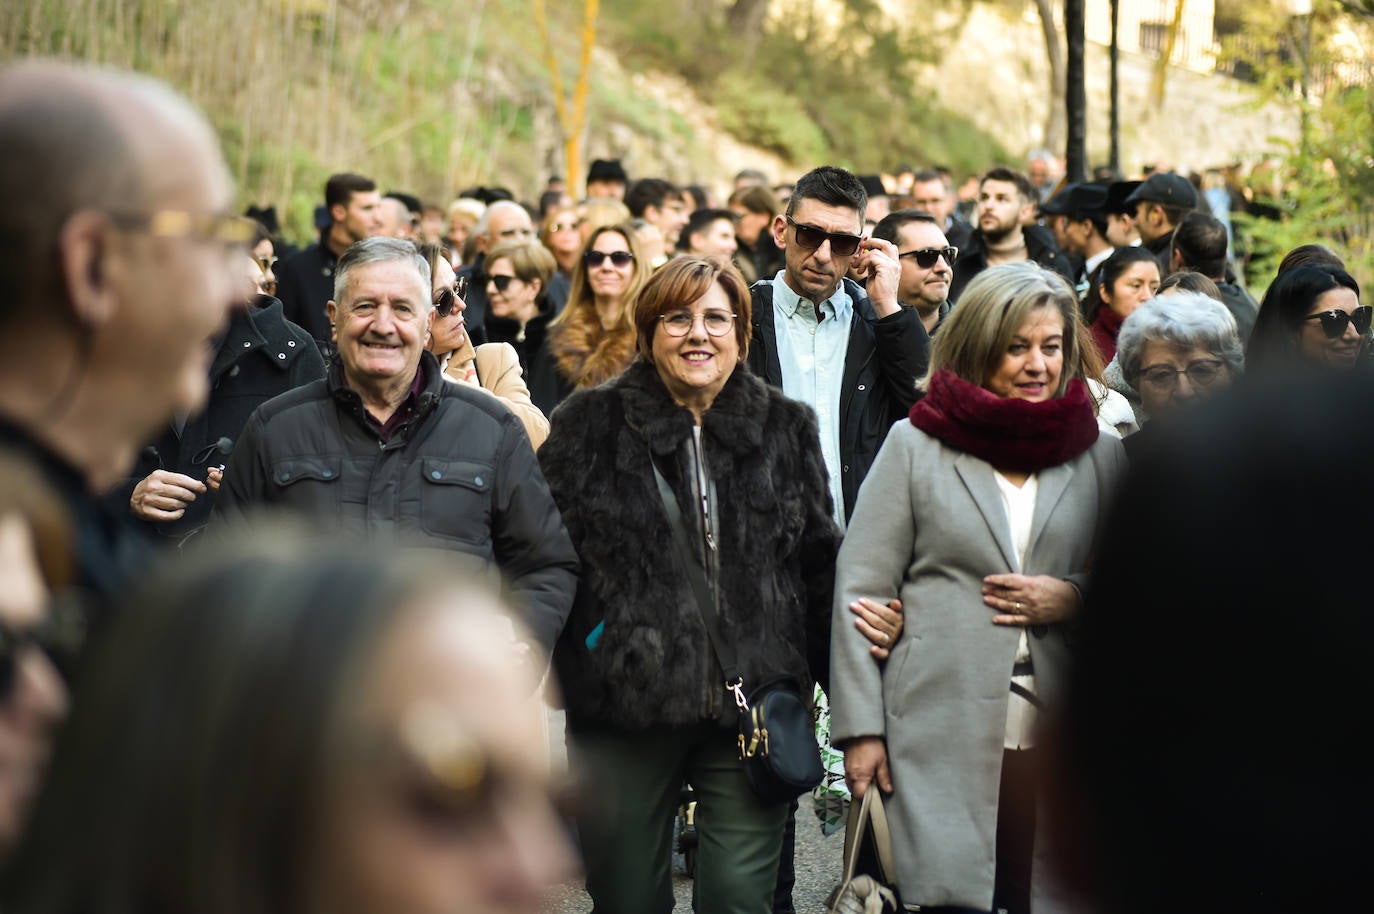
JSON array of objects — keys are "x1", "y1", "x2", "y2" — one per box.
[{"x1": 648, "y1": 452, "x2": 747, "y2": 708}]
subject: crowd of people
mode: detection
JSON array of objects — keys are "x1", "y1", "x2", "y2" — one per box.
[{"x1": 0, "y1": 57, "x2": 1369, "y2": 914}]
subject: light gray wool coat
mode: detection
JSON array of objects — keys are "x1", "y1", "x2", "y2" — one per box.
[{"x1": 829, "y1": 419, "x2": 1126, "y2": 911}]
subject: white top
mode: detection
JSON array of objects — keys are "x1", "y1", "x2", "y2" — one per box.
[{"x1": 994, "y1": 470, "x2": 1040, "y2": 750}]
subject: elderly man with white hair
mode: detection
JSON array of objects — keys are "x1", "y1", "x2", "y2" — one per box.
[
  {"x1": 456, "y1": 200, "x2": 536, "y2": 342},
  {"x1": 214, "y1": 237, "x2": 578, "y2": 657}
]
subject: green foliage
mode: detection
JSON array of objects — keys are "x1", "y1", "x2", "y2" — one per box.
[
  {"x1": 713, "y1": 71, "x2": 829, "y2": 164},
  {"x1": 1219, "y1": 1, "x2": 1374, "y2": 292}
]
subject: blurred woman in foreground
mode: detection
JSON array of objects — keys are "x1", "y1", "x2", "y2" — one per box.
[{"x1": 0, "y1": 534, "x2": 575, "y2": 914}]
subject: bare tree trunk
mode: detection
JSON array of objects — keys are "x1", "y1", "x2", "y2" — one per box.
[
  {"x1": 1035, "y1": 0, "x2": 1067, "y2": 154},
  {"x1": 1109, "y1": 0, "x2": 1120, "y2": 174},
  {"x1": 726, "y1": 0, "x2": 769, "y2": 53},
  {"x1": 1150, "y1": 0, "x2": 1187, "y2": 110},
  {"x1": 1065, "y1": 0, "x2": 1087, "y2": 182},
  {"x1": 534, "y1": 0, "x2": 600, "y2": 194}
]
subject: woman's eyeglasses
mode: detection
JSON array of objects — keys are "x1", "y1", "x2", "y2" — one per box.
[
  {"x1": 898, "y1": 246, "x2": 958, "y2": 269},
  {"x1": 487, "y1": 275, "x2": 517, "y2": 293},
  {"x1": 660, "y1": 309, "x2": 736, "y2": 338},
  {"x1": 584, "y1": 250, "x2": 634, "y2": 268},
  {"x1": 785, "y1": 216, "x2": 862, "y2": 257},
  {"x1": 254, "y1": 255, "x2": 278, "y2": 273},
  {"x1": 1305, "y1": 305, "x2": 1371, "y2": 339},
  {"x1": 432, "y1": 276, "x2": 469, "y2": 317},
  {"x1": 1, "y1": 598, "x2": 87, "y2": 698},
  {"x1": 1137, "y1": 358, "x2": 1227, "y2": 391}
]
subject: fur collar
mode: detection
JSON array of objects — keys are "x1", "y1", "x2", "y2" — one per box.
[
  {"x1": 548, "y1": 311, "x2": 637, "y2": 390},
  {"x1": 614, "y1": 358, "x2": 769, "y2": 458}
]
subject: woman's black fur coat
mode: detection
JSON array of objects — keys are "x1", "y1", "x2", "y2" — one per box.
[{"x1": 539, "y1": 358, "x2": 841, "y2": 732}]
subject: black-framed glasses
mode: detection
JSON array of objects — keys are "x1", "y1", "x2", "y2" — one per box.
[
  {"x1": 1305, "y1": 305, "x2": 1371, "y2": 339},
  {"x1": 433, "y1": 276, "x2": 469, "y2": 318},
  {"x1": 898, "y1": 246, "x2": 958, "y2": 269},
  {"x1": 487, "y1": 274, "x2": 518, "y2": 293},
  {"x1": 660, "y1": 309, "x2": 736, "y2": 338},
  {"x1": 785, "y1": 216, "x2": 862, "y2": 257},
  {"x1": 1137, "y1": 358, "x2": 1228, "y2": 391},
  {"x1": 584, "y1": 250, "x2": 634, "y2": 268},
  {"x1": 1, "y1": 597, "x2": 87, "y2": 698}
]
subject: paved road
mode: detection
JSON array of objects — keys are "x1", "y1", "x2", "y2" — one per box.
[{"x1": 540, "y1": 711, "x2": 845, "y2": 914}]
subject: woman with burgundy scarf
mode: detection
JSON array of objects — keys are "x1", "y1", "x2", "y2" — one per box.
[{"x1": 828, "y1": 262, "x2": 1127, "y2": 914}]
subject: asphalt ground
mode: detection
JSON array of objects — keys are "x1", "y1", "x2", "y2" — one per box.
[{"x1": 539, "y1": 710, "x2": 845, "y2": 914}]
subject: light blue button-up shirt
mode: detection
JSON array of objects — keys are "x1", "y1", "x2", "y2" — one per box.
[{"x1": 770, "y1": 271, "x2": 852, "y2": 529}]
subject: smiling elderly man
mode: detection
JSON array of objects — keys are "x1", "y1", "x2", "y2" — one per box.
[{"x1": 213, "y1": 237, "x2": 577, "y2": 655}]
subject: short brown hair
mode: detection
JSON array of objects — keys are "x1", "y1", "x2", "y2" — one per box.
[
  {"x1": 633, "y1": 256, "x2": 751, "y2": 363},
  {"x1": 485, "y1": 239, "x2": 556, "y2": 289}
]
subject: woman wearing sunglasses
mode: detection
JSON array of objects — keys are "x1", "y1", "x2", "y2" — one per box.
[
  {"x1": 1248, "y1": 264, "x2": 1368, "y2": 373},
  {"x1": 538, "y1": 256, "x2": 844, "y2": 914},
  {"x1": 0, "y1": 534, "x2": 576, "y2": 914},
  {"x1": 546, "y1": 223, "x2": 651, "y2": 408},
  {"x1": 414, "y1": 243, "x2": 549, "y2": 449}
]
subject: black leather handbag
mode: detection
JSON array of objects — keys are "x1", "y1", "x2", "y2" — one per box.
[{"x1": 651, "y1": 456, "x2": 824, "y2": 804}]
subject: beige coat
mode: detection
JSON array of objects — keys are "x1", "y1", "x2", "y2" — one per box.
[{"x1": 443, "y1": 341, "x2": 550, "y2": 449}]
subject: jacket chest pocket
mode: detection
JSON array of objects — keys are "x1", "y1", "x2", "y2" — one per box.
[
  {"x1": 418, "y1": 457, "x2": 494, "y2": 546},
  {"x1": 270, "y1": 455, "x2": 343, "y2": 511}
]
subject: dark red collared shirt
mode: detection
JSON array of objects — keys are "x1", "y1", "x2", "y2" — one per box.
[{"x1": 363, "y1": 360, "x2": 429, "y2": 444}]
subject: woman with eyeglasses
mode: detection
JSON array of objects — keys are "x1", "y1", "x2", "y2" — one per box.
[
  {"x1": 545, "y1": 223, "x2": 651, "y2": 408},
  {"x1": 1108, "y1": 292, "x2": 1243, "y2": 459},
  {"x1": 415, "y1": 243, "x2": 549, "y2": 449},
  {"x1": 830, "y1": 263, "x2": 1127, "y2": 914},
  {"x1": 0, "y1": 532, "x2": 577, "y2": 914},
  {"x1": 538, "y1": 256, "x2": 843, "y2": 914},
  {"x1": 1248, "y1": 264, "x2": 1368, "y2": 374}
]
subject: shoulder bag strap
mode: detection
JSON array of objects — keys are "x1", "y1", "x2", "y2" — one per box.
[{"x1": 648, "y1": 451, "x2": 747, "y2": 709}]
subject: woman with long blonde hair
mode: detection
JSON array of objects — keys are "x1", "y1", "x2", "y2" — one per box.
[{"x1": 546, "y1": 223, "x2": 651, "y2": 403}]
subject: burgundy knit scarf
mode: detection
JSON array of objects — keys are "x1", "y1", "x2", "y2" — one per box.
[{"x1": 909, "y1": 369, "x2": 1100, "y2": 472}]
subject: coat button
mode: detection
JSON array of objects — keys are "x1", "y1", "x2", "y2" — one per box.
[
  {"x1": 242, "y1": 341, "x2": 252, "y2": 348},
  {"x1": 431, "y1": 470, "x2": 442, "y2": 480},
  {"x1": 278, "y1": 352, "x2": 287, "y2": 360},
  {"x1": 842, "y1": 465, "x2": 850, "y2": 473},
  {"x1": 287, "y1": 340, "x2": 297, "y2": 347},
  {"x1": 473, "y1": 475, "x2": 484, "y2": 486},
  {"x1": 320, "y1": 469, "x2": 332, "y2": 478},
  {"x1": 857, "y1": 384, "x2": 866, "y2": 391},
  {"x1": 277, "y1": 470, "x2": 289, "y2": 482},
  {"x1": 228, "y1": 365, "x2": 240, "y2": 377}
]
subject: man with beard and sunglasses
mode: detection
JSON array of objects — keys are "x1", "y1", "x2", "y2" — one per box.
[
  {"x1": 873, "y1": 209, "x2": 957, "y2": 335},
  {"x1": 949, "y1": 166, "x2": 1076, "y2": 304},
  {"x1": 746, "y1": 165, "x2": 929, "y2": 914},
  {"x1": 213, "y1": 237, "x2": 578, "y2": 661}
]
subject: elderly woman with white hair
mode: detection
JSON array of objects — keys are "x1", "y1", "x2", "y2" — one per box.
[{"x1": 1107, "y1": 291, "x2": 1244, "y2": 459}]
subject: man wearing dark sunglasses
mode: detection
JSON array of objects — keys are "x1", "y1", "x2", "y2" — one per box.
[
  {"x1": 873, "y1": 210, "x2": 956, "y2": 335},
  {"x1": 747, "y1": 165, "x2": 929, "y2": 914}
]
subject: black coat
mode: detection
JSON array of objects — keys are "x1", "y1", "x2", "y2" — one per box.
[
  {"x1": 485, "y1": 309, "x2": 571, "y2": 418},
  {"x1": 747, "y1": 276, "x2": 929, "y2": 520},
  {"x1": 539, "y1": 360, "x2": 841, "y2": 731},
  {"x1": 114, "y1": 298, "x2": 325, "y2": 541},
  {"x1": 948, "y1": 223, "x2": 1078, "y2": 303},
  {"x1": 212, "y1": 351, "x2": 579, "y2": 654},
  {"x1": 275, "y1": 239, "x2": 338, "y2": 345}
]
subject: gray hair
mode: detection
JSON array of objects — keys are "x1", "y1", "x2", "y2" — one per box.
[
  {"x1": 1116, "y1": 291, "x2": 1244, "y2": 387},
  {"x1": 473, "y1": 200, "x2": 527, "y2": 242},
  {"x1": 333, "y1": 236, "x2": 431, "y2": 306}
]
